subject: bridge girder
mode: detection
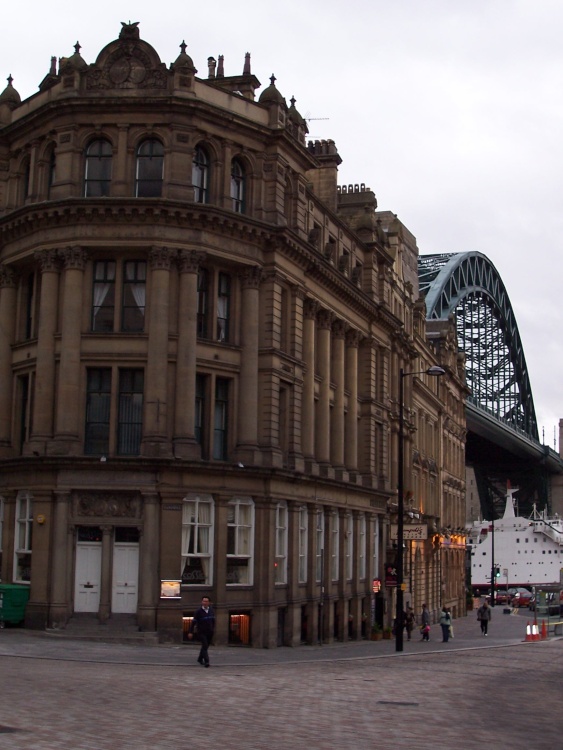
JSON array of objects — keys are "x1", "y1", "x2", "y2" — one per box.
[{"x1": 419, "y1": 251, "x2": 538, "y2": 440}]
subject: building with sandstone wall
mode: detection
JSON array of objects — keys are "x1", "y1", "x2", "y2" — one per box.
[{"x1": 0, "y1": 23, "x2": 466, "y2": 645}]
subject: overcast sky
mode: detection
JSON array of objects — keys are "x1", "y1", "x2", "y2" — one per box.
[{"x1": 2, "y1": 0, "x2": 562, "y2": 448}]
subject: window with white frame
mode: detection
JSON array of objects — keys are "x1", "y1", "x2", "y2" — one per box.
[
  {"x1": 315, "y1": 509, "x2": 324, "y2": 582},
  {"x1": 359, "y1": 514, "x2": 367, "y2": 580},
  {"x1": 331, "y1": 513, "x2": 339, "y2": 581},
  {"x1": 345, "y1": 513, "x2": 353, "y2": 580},
  {"x1": 181, "y1": 494, "x2": 214, "y2": 585},
  {"x1": 298, "y1": 506, "x2": 308, "y2": 583},
  {"x1": 274, "y1": 501, "x2": 288, "y2": 584},
  {"x1": 14, "y1": 491, "x2": 32, "y2": 583},
  {"x1": 227, "y1": 497, "x2": 254, "y2": 585}
]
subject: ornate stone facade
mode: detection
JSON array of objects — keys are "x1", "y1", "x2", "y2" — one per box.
[{"x1": 0, "y1": 24, "x2": 466, "y2": 645}]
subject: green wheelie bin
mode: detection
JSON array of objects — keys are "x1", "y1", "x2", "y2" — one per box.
[{"x1": 0, "y1": 583, "x2": 30, "y2": 627}]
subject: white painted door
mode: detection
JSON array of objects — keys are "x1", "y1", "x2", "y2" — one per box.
[
  {"x1": 111, "y1": 544, "x2": 139, "y2": 614},
  {"x1": 74, "y1": 543, "x2": 102, "y2": 613}
]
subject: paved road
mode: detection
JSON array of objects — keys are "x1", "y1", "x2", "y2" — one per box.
[{"x1": 0, "y1": 609, "x2": 561, "y2": 749}]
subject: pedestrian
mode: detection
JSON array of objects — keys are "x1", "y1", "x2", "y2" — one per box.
[
  {"x1": 188, "y1": 595, "x2": 216, "y2": 667},
  {"x1": 420, "y1": 602, "x2": 431, "y2": 641},
  {"x1": 405, "y1": 606, "x2": 416, "y2": 641},
  {"x1": 477, "y1": 599, "x2": 491, "y2": 636},
  {"x1": 439, "y1": 606, "x2": 452, "y2": 642}
]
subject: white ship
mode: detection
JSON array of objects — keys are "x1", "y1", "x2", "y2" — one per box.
[{"x1": 467, "y1": 487, "x2": 563, "y2": 589}]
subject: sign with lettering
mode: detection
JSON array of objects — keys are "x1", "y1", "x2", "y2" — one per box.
[{"x1": 389, "y1": 523, "x2": 428, "y2": 541}]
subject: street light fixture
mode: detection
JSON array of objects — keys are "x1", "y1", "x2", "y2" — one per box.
[{"x1": 396, "y1": 364, "x2": 446, "y2": 653}]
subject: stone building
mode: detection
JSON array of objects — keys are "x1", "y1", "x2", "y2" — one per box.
[{"x1": 0, "y1": 23, "x2": 466, "y2": 645}]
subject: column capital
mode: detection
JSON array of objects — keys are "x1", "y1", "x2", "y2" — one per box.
[
  {"x1": 317, "y1": 308, "x2": 334, "y2": 330},
  {"x1": 303, "y1": 298, "x2": 319, "y2": 319},
  {"x1": 34, "y1": 249, "x2": 61, "y2": 273},
  {"x1": 346, "y1": 328, "x2": 363, "y2": 348},
  {"x1": 240, "y1": 265, "x2": 262, "y2": 289},
  {"x1": 60, "y1": 246, "x2": 88, "y2": 271},
  {"x1": 149, "y1": 246, "x2": 175, "y2": 271},
  {"x1": 0, "y1": 264, "x2": 19, "y2": 288},
  {"x1": 177, "y1": 249, "x2": 207, "y2": 274},
  {"x1": 332, "y1": 318, "x2": 347, "y2": 339}
]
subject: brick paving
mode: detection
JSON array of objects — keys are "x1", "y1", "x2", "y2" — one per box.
[{"x1": 0, "y1": 609, "x2": 561, "y2": 749}]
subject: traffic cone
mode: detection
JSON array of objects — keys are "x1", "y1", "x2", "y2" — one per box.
[
  {"x1": 541, "y1": 620, "x2": 547, "y2": 640},
  {"x1": 532, "y1": 623, "x2": 540, "y2": 641},
  {"x1": 525, "y1": 622, "x2": 532, "y2": 642}
]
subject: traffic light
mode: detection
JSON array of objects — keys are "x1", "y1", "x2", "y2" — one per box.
[{"x1": 495, "y1": 566, "x2": 501, "y2": 578}]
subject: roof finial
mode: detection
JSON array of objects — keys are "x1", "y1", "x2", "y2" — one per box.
[
  {"x1": 7, "y1": 74, "x2": 13, "y2": 87},
  {"x1": 243, "y1": 52, "x2": 251, "y2": 75},
  {"x1": 290, "y1": 96, "x2": 296, "y2": 107},
  {"x1": 180, "y1": 40, "x2": 187, "y2": 54},
  {"x1": 74, "y1": 41, "x2": 81, "y2": 55},
  {"x1": 270, "y1": 74, "x2": 276, "y2": 86}
]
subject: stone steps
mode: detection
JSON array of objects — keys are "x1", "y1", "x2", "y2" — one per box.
[{"x1": 45, "y1": 614, "x2": 159, "y2": 645}]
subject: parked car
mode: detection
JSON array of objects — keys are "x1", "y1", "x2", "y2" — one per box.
[
  {"x1": 509, "y1": 588, "x2": 533, "y2": 607},
  {"x1": 484, "y1": 590, "x2": 508, "y2": 604},
  {"x1": 493, "y1": 590, "x2": 509, "y2": 604}
]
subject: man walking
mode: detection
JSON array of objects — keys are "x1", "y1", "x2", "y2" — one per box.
[
  {"x1": 477, "y1": 600, "x2": 491, "y2": 636},
  {"x1": 188, "y1": 596, "x2": 216, "y2": 667}
]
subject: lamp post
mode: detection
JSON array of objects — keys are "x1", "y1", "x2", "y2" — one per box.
[{"x1": 396, "y1": 364, "x2": 446, "y2": 653}]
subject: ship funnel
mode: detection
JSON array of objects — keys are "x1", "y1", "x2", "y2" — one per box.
[{"x1": 502, "y1": 488, "x2": 518, "y2": 519}]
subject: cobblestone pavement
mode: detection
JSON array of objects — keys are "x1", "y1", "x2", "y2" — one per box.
[{"x1": 0, "y1": 610, "x2": 561, "y2": 749}]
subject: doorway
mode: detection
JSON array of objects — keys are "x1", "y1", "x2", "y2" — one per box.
[
  {"x1": 111, "y1": 527, "x2": 139, "y2": 614},
  {"x1": 74, "y1": 527, "x2": 103, "y2": 613}
]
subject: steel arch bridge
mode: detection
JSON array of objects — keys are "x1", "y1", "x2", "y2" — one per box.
[{"x1": 418, "y1": 251, "x2": 538, "y2": 440}]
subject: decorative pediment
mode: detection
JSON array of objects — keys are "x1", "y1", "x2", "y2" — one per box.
[{"x1": 86, "y1": 22, "x2": 168, "y2": 90}]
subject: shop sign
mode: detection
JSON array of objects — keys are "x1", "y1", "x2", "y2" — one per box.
[{"x1": 389, "y1": 523, "x2": 428, "y2": 541}]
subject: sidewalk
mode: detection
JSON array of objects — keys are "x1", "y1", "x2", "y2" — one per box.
[{"x1": 0, "y1": 606, "x2": 538, "y2": 668}]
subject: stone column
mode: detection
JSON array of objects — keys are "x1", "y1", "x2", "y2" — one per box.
[
  {"x1": 49, "y1": 491, "x2": 71, "y2": 627},
  {"x1": 142, "y1": 247, "x2": 173, "y2": 457},
  {"x1": 345, "y1": 329, "x2": 361, "y2": 474},
  {"x1": 138, "y1": 492, "x2": 160, "y2": 632},
  {"x1": 235, "y1": 266, "x2": 262, "y2": 465},
  {"x1": 98, "y1": 525, "x2": 113, "y2": 623},
  {"x1": 301, "y1": 299, "x2": 318, "y2": 467},
  {"x1": 0, "y1": 265, "x2": 18, "y2": 454},
  {"x1": 305, "y1": 503, "x2": 321, "y2": 644},
  {"x1": 27, "y1": 250, "x2": 60, "y2": 455},
  {"x1": 112, "y1": 125, "x2": 129, "y2": 197},
  {"x1": 315, "y1": 309, "x2": 333, "y2": 469},
  {"x1": 174, "y1": 249, "x2": 206, "y2": 459},
  {"x1": 330, "y1": 319, "x2": 346, "y2": 473},
  {"x1": 221, "y1": 140, "x2": 233, "y2": 209},
  {"x1": 287, "y1": 500, "x2": 303, "y2": 646},
  {"x1": 213, "y1": 494, "x2": 231, "y2": 645},
  {"x1": 53, "y1": 247, "x2": 88, "y2": 454}
]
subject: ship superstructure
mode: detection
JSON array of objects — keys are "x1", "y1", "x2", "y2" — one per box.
[{"x1": 467, "y1": 488, "x2": 563, "y2": 589}]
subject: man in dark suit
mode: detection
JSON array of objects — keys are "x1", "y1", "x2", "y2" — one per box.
[{"x1": 188, "y1": 596, "x2": 216, "y2": 667}]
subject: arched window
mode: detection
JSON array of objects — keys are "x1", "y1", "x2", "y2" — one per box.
[
  {"x1": 135, "y1": 139, "x2": 163, "y2": 197},
  {"x1": 192, "y1": 146, "x2": 209, "y2": 203},
  {"x1": 230, "y1": 158, "x2": 245, "y2": 213},
  {"x1": 84, "y1": 139, "x2": 112, "y2": 197}
]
